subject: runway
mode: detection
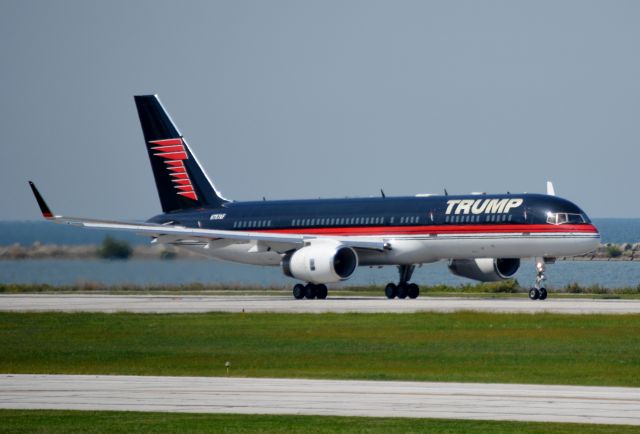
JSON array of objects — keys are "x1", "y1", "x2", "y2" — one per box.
[
  {"x1": 1, "y1": 374, "x2": 639, "y2": 425},
  {"x1": 1, "y1": 294, "x2": 640, "y2": 314}
]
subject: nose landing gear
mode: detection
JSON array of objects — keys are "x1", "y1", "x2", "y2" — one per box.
[
  {"x1": 385, "y1": 265, "x2": 421, "y2": 299},
  {"x1": 529, "y1": 259, "x2": 549, "y2": 300}
]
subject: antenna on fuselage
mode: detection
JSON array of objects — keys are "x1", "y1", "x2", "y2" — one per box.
[
  {"x1": 546, "y1": 181, "x2": 556, "y2": 196},
  {"x1": 380, "y1": 189, "x2": 386, "y2": 198},
  {"x1": 444, "y1": 188, "x2": 449, "y2": 196}
]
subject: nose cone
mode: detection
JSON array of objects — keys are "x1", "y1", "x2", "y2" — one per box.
[{"x1": 585, "y1": 221, "x2": 601, "y2": 252}]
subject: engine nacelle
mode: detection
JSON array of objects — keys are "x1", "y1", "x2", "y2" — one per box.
[
  {"x1": 282, "y1": 242, "x2": 358, "y2": 284},
  {"x1": 448, "y1": 258, "x2": 520, "y2": 282}
]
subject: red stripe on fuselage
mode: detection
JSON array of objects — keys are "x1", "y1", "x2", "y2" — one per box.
[{"x1": 248, "y1": 224, "x2": 598, "y2": 237}]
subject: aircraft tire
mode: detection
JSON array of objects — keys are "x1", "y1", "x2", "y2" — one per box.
[
  {"x1": 316, "y1": 284, "x2": 328, "y2": 299},
  {"x1": 539, "y1": 287, "x2": 548, "y2": 300},
  {"x1": 397, "y1": 284, "x2": 408, "y2": 299},
  {"x1": 529, "y1": 287, "x2": 540, "y2": 300},
  {"x1": 385, "y1": 283, "x2": 397, "y2": 299},
  {"x1": 293, "y1": 284, "x2": 305, "y2": 300},
  {"x1": 407, "y1": 283, "x2": 420, "y2": 299},
  {"x1": 304, "y1": 283, "x2": 317, "y2": 299}
]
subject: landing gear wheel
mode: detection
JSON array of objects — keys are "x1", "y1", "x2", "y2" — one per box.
[
  {"x1": 316, "y1": 284, "x2": 328, "y2": 299},
  {"x1": 385, "y1": 283, "x2": 397, "y2": 299},
  {"x1": 397, "y1": 284, "x2": 408, "y2": 299},
  {"x1": 529, "y1": 287, "x2": 540, "y2": 300},
  {"x1": 539, "y1": 287, "x2": 548, "y2": 300},
  {"x1": 407, "y1": 283, "x2": 420, "y2": 299},
  {"x1": 304, "y1": 284, "x2": 317, "y2": 299},
  {"x1": 293, "y1": 284, "x2": 305, "y2": 300},
  {"x1": 530, "y1": 258, "x2": 552, "y2": 300}
]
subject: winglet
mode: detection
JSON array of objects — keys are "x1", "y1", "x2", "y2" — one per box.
[
  {"x1": 28, "y1": 181, "x2": 54, "y2": 219},
  {"x1": 546, "y1": 181, "x2": 556, "y2": 196}
]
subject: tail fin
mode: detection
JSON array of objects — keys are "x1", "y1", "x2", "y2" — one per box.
[{"x1": 134, "y1": 95, "x2": 228, "y2": 213}]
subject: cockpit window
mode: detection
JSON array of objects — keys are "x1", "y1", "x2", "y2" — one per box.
[{"x1": 546, "y1": 212, "x2": 587, "y2": 225}]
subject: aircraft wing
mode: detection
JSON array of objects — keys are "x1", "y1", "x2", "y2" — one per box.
[{"x1": 28, "y1": 182, "x2": 386, "y2": 251}]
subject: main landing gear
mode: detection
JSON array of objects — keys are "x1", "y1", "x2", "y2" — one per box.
[
  {"x1": 293, "y1": 283, "x2": 328, "y2": 300},
  {"x1": 385, "y1": 265, "x2": 420, "y2": 299},
  {"x1": 529, "y1": 259, "x2": 549, "y2": 301}
]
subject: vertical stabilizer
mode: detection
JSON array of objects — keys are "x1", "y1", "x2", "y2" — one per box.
[{"x1": 134, "y1": 95, "x2": 228, "y2": 213}]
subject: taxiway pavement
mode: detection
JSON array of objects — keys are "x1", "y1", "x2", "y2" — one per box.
[
  {"x1": 1, "y1": 374, "x2": 639, "y2": 425},
  {"x1": 1, "y1": 294, "x2": 640, "y2": 314}
]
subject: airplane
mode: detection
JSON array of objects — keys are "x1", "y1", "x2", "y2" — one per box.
[{"x1": 29, "y1": 95, "x2": 600, "y2": 301}]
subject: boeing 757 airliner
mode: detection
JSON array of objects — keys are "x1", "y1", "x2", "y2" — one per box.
[{"x1": 29, "y1": 95, "x2": 600, "y2": 300}]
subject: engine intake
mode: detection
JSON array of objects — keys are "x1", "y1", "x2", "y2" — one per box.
[
  {"x1": 282, "y1": 243, "x2": 358, "y2": 284},
  {"x1": 448, "y1": 258, "x2": 520, "y2": 282}
]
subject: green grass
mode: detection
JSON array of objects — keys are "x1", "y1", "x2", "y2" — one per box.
[
  {"x1": 1, "y1": 312, "x2": 639, "y2": 386},
  {"x1": 1, "y1": 410, "x2": 638, "y2": 433}
]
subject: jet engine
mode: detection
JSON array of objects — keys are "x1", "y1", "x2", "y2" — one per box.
[
  {"x1": 282, "y1": 243, "x2": 358, "y2": 284},
  {"x1": 448, "y1": 258, "x2": 520, "y2": 282}
]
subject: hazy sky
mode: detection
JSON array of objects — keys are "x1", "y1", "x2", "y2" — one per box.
[{"x1": 1, "y1": 0, "x2": 638, "y2": 220}]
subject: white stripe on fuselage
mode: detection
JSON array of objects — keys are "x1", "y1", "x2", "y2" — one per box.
[{"x1": 172, "y1": 231, "x2": 600, "y2": 267}]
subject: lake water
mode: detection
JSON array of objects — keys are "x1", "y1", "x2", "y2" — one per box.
[
  {"x1": 1, "y1": 218, "x2": 639, "y2": 245},
  {"x1": 1, "y1": 219, "x2": 639, "y2": 288},
  {"x1": 1, "y1": 258, "x2": 639, "y2": 289}
]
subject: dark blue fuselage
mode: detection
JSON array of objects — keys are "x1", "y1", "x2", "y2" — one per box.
[{"x1": 147, "y1": 193, "x2": 591, "y2": 233}]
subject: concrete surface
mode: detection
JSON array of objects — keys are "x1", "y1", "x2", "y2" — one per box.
[
  {"x1": 1, "y1": 374, "x2": 639, "y2": 425},
  {"x1": 1, "y1": 294, "x2": 640, "y2": 314}
]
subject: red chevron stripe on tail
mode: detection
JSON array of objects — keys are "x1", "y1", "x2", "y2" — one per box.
[{"x1": 148, "y1": 138, "x2": 198, "y2": 201}]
